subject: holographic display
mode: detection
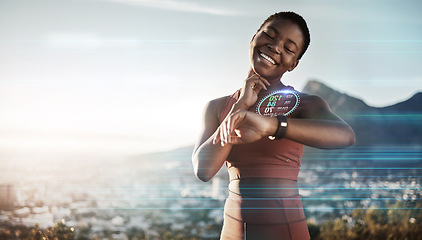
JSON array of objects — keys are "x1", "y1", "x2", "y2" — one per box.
[{"x1": 256, "y1": 89, "x2": 300, "y2": 117}]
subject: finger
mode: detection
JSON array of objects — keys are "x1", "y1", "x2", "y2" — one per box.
[
  {"x1": 221, "y1": 121, "x2": 228, "y2": 146},
  {"x1": 229, "y1": 113, "x2": 244, "y2": 138},
  {"x1": 224, "y1": 113, "x2": 241, "y2": 145},
  {"x1": 247, "y1": 68, "x2": 256, "y2": 78},
  {"x1": 227, "y1": 134, "x2": 243, "y2": 145},
  {"x1": 246, "y1": 72, "x2": 261, "y2": 82},
  {"x1": 234, "y1": 129, "x2": 241, "y2": 137},
  {"x1": 225, "y1": 128, "x2": 240, "y2": 144},
  {"x1": 251, "y1": 71, "x2": 270, "y2": 86},
  {"x1": 254, "y1": 80, "x2": 268, "y2": 91},
  {"x1": 219, "y1": 125, "x2": 224, "y2": 146},
  {"x1": 227, "y1": 112, "x2": 241, "y2": 138},
  {"x1": 226, "y1": 115, "x2": 232, "y2": 138},
  {"x1": 213, "y1": 127, "x2": 221, "y2": 144},
  {"x1": 259, "y1": 77, "x2": 271, "y2": 87}
]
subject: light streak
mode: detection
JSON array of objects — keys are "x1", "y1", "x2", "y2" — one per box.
[{"x1": 62, "y1": 207, "x2": 422, "y2": 210}]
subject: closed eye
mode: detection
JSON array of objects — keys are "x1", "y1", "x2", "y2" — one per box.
[
  {"x1": 263, "y1": 31, "x2": 273, "y2": 39},
  {"x1": 285, "y1": 47, "x2": 295, "y2": 54}
]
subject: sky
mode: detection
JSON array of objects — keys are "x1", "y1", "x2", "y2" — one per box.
[{"x1": 0, "y1": 0, "x2": 421, "y2": 160}]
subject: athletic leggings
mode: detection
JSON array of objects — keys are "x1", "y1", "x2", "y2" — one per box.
[{"x1": 220, "y1": 191, "x2": 310, "y2": 240}]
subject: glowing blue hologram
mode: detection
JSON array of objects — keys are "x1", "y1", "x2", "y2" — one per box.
[{"x1": 256, "y1": 89, "x2": 300, "y2": 116}]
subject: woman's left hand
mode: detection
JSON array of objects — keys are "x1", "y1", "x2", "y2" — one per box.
[{"x1": 213, "y1": 110, "x2": 276, "y2": 146}]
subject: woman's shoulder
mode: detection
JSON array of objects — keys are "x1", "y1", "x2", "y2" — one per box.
[
  {"x1": 298, "y1": 92, "x2": 330, "y2": 107},
  {"x1": 293, "y1": 92, "x2": 331, "y2": 118},
  {"x1": 206, "y1": 95, "x2": 230, "y2": 110},
  {"x1": 281, "y1": 86, "x2": 327, "y2": 107},
  {"x1": 206, "y1": 89, "x2": 240, "y2": 112},
  {"x1": 198, "y1": 95, "x2": 232, "y2": 126},
  {"x1": 209, "y1": 95, "x2": 231, "y2": 105},
  {"x1": 205, "y1": 95, "x2": 231, "y2": 119}
]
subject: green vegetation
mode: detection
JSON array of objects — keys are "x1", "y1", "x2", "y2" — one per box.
[
  {"x1": 25, "y1": 220, "x2": 74, "y2": 240},
  {"x1": 310, "y1": 200, "x2": 422, "y2": 240},
  {"x1": 0, "y1": 220, "x2": 74, "y2": 240},
  {"x1": 1, "y1": 201, "x2": 421, "y2": 240}
]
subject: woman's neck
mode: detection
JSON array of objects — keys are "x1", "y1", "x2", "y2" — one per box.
[{"x1": 259, "y1": 79, "x2": 287, "y2": 96}]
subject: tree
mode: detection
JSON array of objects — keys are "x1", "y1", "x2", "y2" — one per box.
[{"x1": 24, "y1": 220, "x2": 74, "y2": 240}]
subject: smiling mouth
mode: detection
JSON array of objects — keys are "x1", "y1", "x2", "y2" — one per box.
[{"x1": 259, "y1": 52, "x2": 278, "y2": 65}]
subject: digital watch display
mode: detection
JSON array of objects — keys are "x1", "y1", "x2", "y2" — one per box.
[{"x1": 256, "y1": 89, "x2": 300, "y2": 117}]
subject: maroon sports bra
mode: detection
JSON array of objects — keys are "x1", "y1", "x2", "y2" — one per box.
[{"x1": 219, "y1": 88, "x2": 304, "y2": 181}]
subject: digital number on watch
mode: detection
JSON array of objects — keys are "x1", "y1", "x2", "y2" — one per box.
[{"x1": 256, "y1": 89, "x2": 300, "y2": 117}]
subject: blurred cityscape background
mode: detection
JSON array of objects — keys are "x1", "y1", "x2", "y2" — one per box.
[
  {"x1": 1, "y1": 0, "x2": 422, "y2": 239},
  {"x1": 1, "y1": 81, "x2": 421, "y2": 239}
]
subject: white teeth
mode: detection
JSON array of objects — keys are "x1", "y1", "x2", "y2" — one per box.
[{"x1": 260, "y1": 53, "x2": 276, "y2": 65}]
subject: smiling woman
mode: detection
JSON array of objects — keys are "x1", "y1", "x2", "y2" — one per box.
[
  {"x1": 192, "y1": 11, "x2": 355, "y2": 240},
  {"x1": 249, "y1": 18, "x2": 304, "y2": 80}
]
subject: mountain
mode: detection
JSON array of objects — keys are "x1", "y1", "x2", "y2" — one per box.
[
  {"x1": 302, "y1": 80, "x2": 372, "y2": 114},
  {"x1": 381, "y1": 92, "x2": 422, "y2": 112},
  {"x1": 302, "y1": 80, "x2": 422, "y2": 146},
  {"x1": 129, "y1": 80, "x2": 421, "y2": 169}
]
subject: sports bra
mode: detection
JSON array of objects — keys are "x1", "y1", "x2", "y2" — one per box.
[{"x1": 219, "y1": 88, "x2": 304, "y2": 182}]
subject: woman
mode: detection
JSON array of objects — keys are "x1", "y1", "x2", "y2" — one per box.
[{"x1": 192, "y1": 12, "x2": 355, "y2": 240}]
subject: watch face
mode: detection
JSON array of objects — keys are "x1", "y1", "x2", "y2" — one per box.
[{"x1": 256, "y1": 89, "x2": 300, "y2": 117}]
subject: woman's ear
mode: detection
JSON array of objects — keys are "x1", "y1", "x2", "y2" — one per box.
[{"x1": 288, "y1": 60, "x2": 300, "y2": 72}]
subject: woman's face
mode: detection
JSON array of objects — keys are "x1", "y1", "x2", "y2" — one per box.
[{"x1": 249, "y1": 19, "x2": 304, "y2": 81}]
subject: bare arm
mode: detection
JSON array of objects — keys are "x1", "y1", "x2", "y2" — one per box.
[
  {"x1": 281, "y1": 95, "x2": 355, "y2": 148},
  {"x1": 192, "y1": 71, "x2": 270, "y2": 182},
  {"x1": 215, "y1": 95, "x2": 355, "y2": 149},
  {"x1": 192, "y1": 99, "x2": 250, "y2": 182},
  {"x1": 192, "y1": 98, "x2": 233, "y2": 182}
]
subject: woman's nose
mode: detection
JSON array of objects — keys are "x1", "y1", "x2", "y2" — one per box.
[{"x1": 268, "y1": 44, "x2": 281, "y2": 54}]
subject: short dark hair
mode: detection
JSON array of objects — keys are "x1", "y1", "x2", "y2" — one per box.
[{"x1": 257, "y1": 12, "x2": 310, "y2": 60}]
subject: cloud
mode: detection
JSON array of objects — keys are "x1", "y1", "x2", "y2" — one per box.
[{"x1": 98, "y1": 0, "x2": 239, "y2": 15}]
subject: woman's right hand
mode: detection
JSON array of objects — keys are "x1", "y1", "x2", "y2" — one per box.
[
  {"x1": 213, "y1": 109, "x2": 276, "y2": 146},
  {"x1": 236, "y1": 69, "x2": 271, "y2": 109}
]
